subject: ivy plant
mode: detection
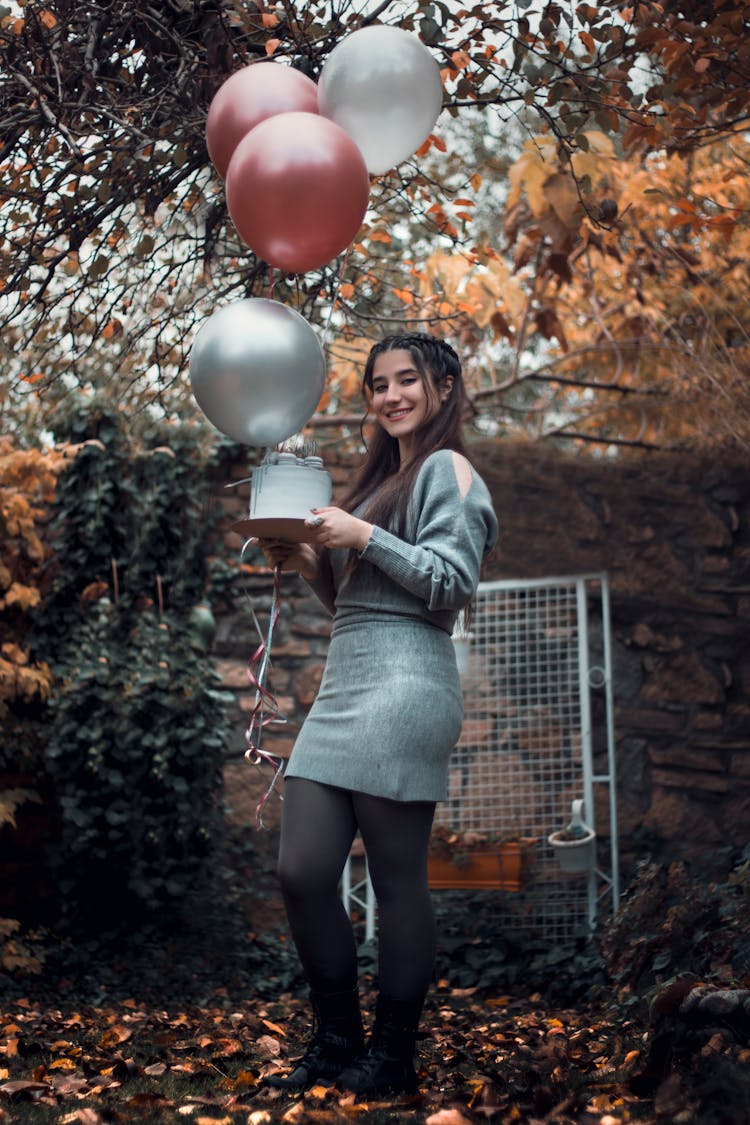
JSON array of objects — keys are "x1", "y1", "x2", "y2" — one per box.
[{"x1": 30, "y1": 400, "x2": 231, "y2": 925}]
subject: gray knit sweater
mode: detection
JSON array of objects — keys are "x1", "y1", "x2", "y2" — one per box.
[{"x1": 309, "y1": 449, "x2": 498, "y2": 633}]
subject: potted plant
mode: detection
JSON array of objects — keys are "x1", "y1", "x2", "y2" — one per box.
[
  {"x1": 548, "y1": 799, "x2": 596, "y2": 873},
  {"x1": 427, "y1": 826, "x2": 538, "y2": 891}
]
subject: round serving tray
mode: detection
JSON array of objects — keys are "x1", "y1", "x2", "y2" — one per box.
[{"x1": 230, "y1": 516, "x2": 319, "y2": 544}]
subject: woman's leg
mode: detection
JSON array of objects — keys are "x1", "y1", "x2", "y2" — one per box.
[
  {"x1": 352, "y1": 794, "x2": 437, "y2": 1001},
  {"x1": 278, "y1": 777, "x2": 359, "y2": 993},
  {"x1": 267, "y1": 779, "x2": 364, "y2": 1090},
  {"x1": 338, "y1": 794, "x2": 436, "y2": 1095}
]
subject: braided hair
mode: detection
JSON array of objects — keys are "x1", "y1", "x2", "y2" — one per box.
[{"x1": 342, "y1": 333, "x2": 469, "y2": 536}]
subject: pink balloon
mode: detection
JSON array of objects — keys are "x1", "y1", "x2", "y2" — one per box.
[
  {"x1": 225, "y1": 111, "x2": 370, "y2": 274},
  {"x1": 206, "y1": 63, "x2": 319, "y2": 179}
]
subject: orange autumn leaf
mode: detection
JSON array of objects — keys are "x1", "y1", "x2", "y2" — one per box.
[
  {"x1": 39, "y1": 9, "x2": 57, "y2": 28},
  {"x1": 97, "y1": 1025, "x2": 131, "y2": 1049},
  {"x1": 369, "y1": 230, "x2": 392, "y2": 243},
  {"x1": 100, "y1": 320, "x2": 123, "y2": 340},
  {"x1": 261, "y1": 12, "x2": 278, "y2": 27},
  {"x1": 265, "y1": 38, "x2": 280, "y2": 56},
  {"x1": 393, "y1": 287, "x2": 415, "y2": 305}
]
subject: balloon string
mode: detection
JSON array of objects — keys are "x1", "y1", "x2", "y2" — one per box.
[
  {"x1": 241, "y1": 552, "x2": 286, "y2": 828},
  {"x1": 321, "y1": 246, "x2": 351, "y2": 351}
]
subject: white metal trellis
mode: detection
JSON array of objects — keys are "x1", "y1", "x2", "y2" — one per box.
[{"x1": 342, "y1": 573, "x2": 619, "y2": 942}]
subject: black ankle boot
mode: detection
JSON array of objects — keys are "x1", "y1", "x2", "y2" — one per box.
[
  {"x1": 337, "y1": 994, "x2": 423, "y2": 1096},
  {"x1": 264, "y1": 988, "x2": 364, "y2": 1090}
]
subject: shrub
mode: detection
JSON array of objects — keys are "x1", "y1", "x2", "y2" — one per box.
[{"x1": 29, "y1": 402, "x2": 231, "y2": 925}]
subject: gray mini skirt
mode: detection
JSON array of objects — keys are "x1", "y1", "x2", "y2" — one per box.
[{"x1": 284, "y1": 612, "x2": 463, "y2": 802}]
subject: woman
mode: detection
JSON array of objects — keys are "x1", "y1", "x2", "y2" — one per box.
[{"x1": 259, "y1": 332, "x2": 498, "y2": 1096}]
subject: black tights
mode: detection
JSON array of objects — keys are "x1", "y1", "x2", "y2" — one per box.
[{"x1": 278, "y1": 778, "x2": 437, "y2": 1002}]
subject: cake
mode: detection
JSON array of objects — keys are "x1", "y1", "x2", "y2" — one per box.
[{"x1": 231, "y1": 451, "x2": 332, "y2": 542}]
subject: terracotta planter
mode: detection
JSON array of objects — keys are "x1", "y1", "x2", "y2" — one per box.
[{"x1": 427, "y1": 841, "x2": 528, "y2": 891}]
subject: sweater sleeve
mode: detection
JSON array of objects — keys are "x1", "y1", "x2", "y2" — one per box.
[
  {"x1": 304, "y1": 548, "x2": 337, "y2": 615},
  {"x1": 359, "y1": 451, "x2": 498, "y2": 612}
]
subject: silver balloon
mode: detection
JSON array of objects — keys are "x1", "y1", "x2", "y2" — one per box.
[
  {"x1": 189, "y1": 299, "x2": 326, "y2": 446},
  {"x1": 318, "y1": 26, "x2": 444, "y2": 175}
]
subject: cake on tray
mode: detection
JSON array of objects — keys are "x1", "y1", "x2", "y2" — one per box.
[{"x1": 231, "y1": 451, "x2": 332, "y2": 542}]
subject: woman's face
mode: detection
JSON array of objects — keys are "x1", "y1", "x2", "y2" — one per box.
[{"x1": 369, "y1": 348, "x2": 434, "y2": 456}]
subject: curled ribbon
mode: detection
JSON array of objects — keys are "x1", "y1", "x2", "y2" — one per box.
[{"x1": 241, "y1": 551, "x2": 286, "y2": 827}]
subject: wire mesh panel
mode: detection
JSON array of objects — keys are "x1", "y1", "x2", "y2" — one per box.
[{"x1": 435, "y1": 574, "x2": 618, "y2": 942}]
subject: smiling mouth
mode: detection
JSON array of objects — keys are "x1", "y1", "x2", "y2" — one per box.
[{"x1": 386, "y1": 409, "x2": 412, "y2": 420}]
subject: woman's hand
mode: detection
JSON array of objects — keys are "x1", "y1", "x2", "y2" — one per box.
[
  {"x1": 254, "y1": 538, "x2": 321, "y2": 581},
  {"x1": 305, "y1": 507, "x2": 373, "y2": 552}
]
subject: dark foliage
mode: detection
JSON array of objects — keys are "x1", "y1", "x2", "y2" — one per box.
[{"x1": 26, "y1": 403, "x2": 231, "y2": 927}]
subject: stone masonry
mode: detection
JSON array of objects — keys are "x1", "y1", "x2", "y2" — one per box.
[{"x1": 210, "y1": 442, "x2": 750, "y2": 882}]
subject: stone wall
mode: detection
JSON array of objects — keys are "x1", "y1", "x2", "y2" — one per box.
[{"x1": 210, "y1": 443, "x2": 750, "y2": 880}]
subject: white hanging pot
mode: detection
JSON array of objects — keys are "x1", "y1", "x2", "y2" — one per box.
[{"x1": 548, "y1": 799, "x2": 596, "y2": 873}]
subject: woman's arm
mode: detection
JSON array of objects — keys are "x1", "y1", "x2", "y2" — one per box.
[{"x1": 355, "y1": 452, "x2": 498, "y2": 611}]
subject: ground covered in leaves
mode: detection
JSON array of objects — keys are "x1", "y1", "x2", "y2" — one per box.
[{"x1": 2, "y1": 856, "x2": 750, "y2": 1124}]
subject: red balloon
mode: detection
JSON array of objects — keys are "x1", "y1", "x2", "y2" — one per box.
[
  {"x1": 206, "y1": 63, "x2": 319, "y2": 179},
  {"x1": 225, "y1": 111, "x2": 370, "y2": 274}
]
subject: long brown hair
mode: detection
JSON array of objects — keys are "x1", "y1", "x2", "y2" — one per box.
[{"x1": 342, "y1": 333, "x2": 468, "y2": 535}]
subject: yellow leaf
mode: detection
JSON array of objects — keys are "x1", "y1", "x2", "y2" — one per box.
[
  {"x1": 309, "y1": 1083, "x2": 333, "y2": 1099},
  {"x1": 543, "y1": 172, "x2": 581, "y2": 228},
  {"x1": 0, "y1": 789, "x2": 40, "y2": 830},
  {"x1": 98, "y1": 1026, "x2": 131, "y2": 1049},
  {"x1": 507, "y1": 136, "x2": 557, "y2": 216},
  {"x1": 571, "y1": 131, "x2": 616, "y2": 184},
  {"x1": 1, "y1": 642, "x2": 27, "y2": 664},
  {"x1": 422, "y1": 249, "x2": 474, "y2": 301}
]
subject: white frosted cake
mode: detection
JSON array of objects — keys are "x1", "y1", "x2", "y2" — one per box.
[{"x1": 250, "y1": 453, "x2": 332, "y2": 520}]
